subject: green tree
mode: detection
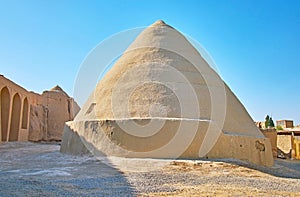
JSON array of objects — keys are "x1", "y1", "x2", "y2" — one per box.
[
  {"x1": 265, "y1": 115, "x2": 270, "y2": 128},
  {"x1": 276, "y1": 125, "x2": 283, "y2": 130},
  {"x1": 269, "y1": 117, "x2": 275, "y2": 127}
]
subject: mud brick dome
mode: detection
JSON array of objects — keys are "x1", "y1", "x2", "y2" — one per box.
[{"x1": 61, "y1": 20, "x2": 274, "y2": 166}]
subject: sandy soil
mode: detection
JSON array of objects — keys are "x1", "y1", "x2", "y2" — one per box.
[
  {"x1": 133, "y1": 160, "x2": 300, "y2": 196},
  {"x1": 0, "y1": 142, "x2": 300, "y2": 196},
  {"x1": 97, "y1": 152, "x2": 300, "y2": 196}
]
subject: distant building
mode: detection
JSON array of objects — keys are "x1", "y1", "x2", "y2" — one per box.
[
  {"x1": 0, "y1": 75, "x2": 80, "y2": 142},
  {"x1": 276, "y1": 120, "x2": 294, "y2": 129}
]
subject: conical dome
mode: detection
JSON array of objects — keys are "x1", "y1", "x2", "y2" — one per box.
[
  {"x1": 78, "y1": 20, "x2": 259, "y2": 137},
  {"x1": 61, "y1": 20, "x2": 273, "y2": 166},
  {"x1": 94, "y1": 20, "x2": 209, "y2": 119},
  {"x1": 80, "y1": 20, "x2": 215, "y2": 119}
]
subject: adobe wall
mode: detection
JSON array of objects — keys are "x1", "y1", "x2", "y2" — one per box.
[
  {"x1": 28, "y1": 104, "x2": 48, "y2": 141},
  {"x1": 0, "y1": 75, "x2": 35, "y2": 142},
  {"x1": 277, "y1": 135, "x2": 292, "y2": 155},
  {"x1": 36, "y1": 90, "x2": 80, "y2": 141},
  {"x1": 261, "y1": 128, "x2": 277, "y2": 157},
  {"x1": 292, "y1": 136, "x2": 300, "y2": 159},
  {"x1": 0, "y1": 75, "x2": 80, "y2": 142}
]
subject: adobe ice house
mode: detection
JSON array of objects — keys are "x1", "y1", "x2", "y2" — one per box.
[{"x1": 61, "y1": 20, "x2": 273, "y2": 166}]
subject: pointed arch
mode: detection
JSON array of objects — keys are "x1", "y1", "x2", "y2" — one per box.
[
  {"x1": 1, "y1": 87, "x2": 10, "y2": 141},
  {"x1": 9, "y1": 93, "x2": 21, "y2": 141},
  {"x1": 21, "y1": 97, "x2": 29, "y2": 129}
]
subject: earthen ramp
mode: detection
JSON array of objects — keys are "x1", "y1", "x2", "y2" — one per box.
[{"x1": 61, "y1": 20, "x2": 273, "y2": 166}]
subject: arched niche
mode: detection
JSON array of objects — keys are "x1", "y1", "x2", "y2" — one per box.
[
  {"x1": 9, "y1": 93, "x2": 21, "y2": 141},
  {"x1": 21, "y1": 97, "x2": 29, "y2": 129},
  {"x1": 1, "y1": 87, "x2": 10, "y2": 141}
]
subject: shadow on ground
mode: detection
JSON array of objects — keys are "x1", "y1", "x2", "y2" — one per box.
[{"x1": 0, "y1": 142, "x2": 136, "y2": 196}]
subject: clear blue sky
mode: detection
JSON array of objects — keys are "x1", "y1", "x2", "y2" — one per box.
[{"x1": 0, "y1": 0, "x2": 299, "y2": 124}]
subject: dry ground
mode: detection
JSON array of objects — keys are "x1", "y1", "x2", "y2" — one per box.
[
  {"x1": 0, "y1": 142, "x2": 300, "y2": 196},
  {"x1": 132, "y1": 160, "x2": 300, "y2": 196},
  {"x1": 107, "y1": 152, "x2": 300, "y2": 196}
]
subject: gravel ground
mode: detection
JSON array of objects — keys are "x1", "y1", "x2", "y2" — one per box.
[
  {"x1": 0, "y1": 142, "x2": 300, "y2": 196},
  {"x1": 124, "y1": 160, "x2": 300, "y2": 196}
]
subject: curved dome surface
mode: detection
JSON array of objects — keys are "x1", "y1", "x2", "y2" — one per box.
[
  {"x1": 77, "y1": 20, "x2": 261, "y2": 137},
  {"x1": 94, "y1": 20, "x2": 213, "y2": 120}
]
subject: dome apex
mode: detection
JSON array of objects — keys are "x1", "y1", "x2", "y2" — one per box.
[{"x1": 152, "y1": 20, "x2": 166, "y2": 26}]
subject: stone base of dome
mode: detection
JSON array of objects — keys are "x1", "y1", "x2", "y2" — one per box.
[{"x1": 60, "y1": 118, "x2": 273, "y2": 167}]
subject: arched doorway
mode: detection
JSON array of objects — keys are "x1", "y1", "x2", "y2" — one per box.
[
  {"x1": 9, "y1": 93, "x2": 21, "y2": 141},
  {"x1": 1, "y1": 87, "x2": 10, "y2": 141},
  {"x1": 21, "y1": 98, "x2": 29, "y2": 129}
]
